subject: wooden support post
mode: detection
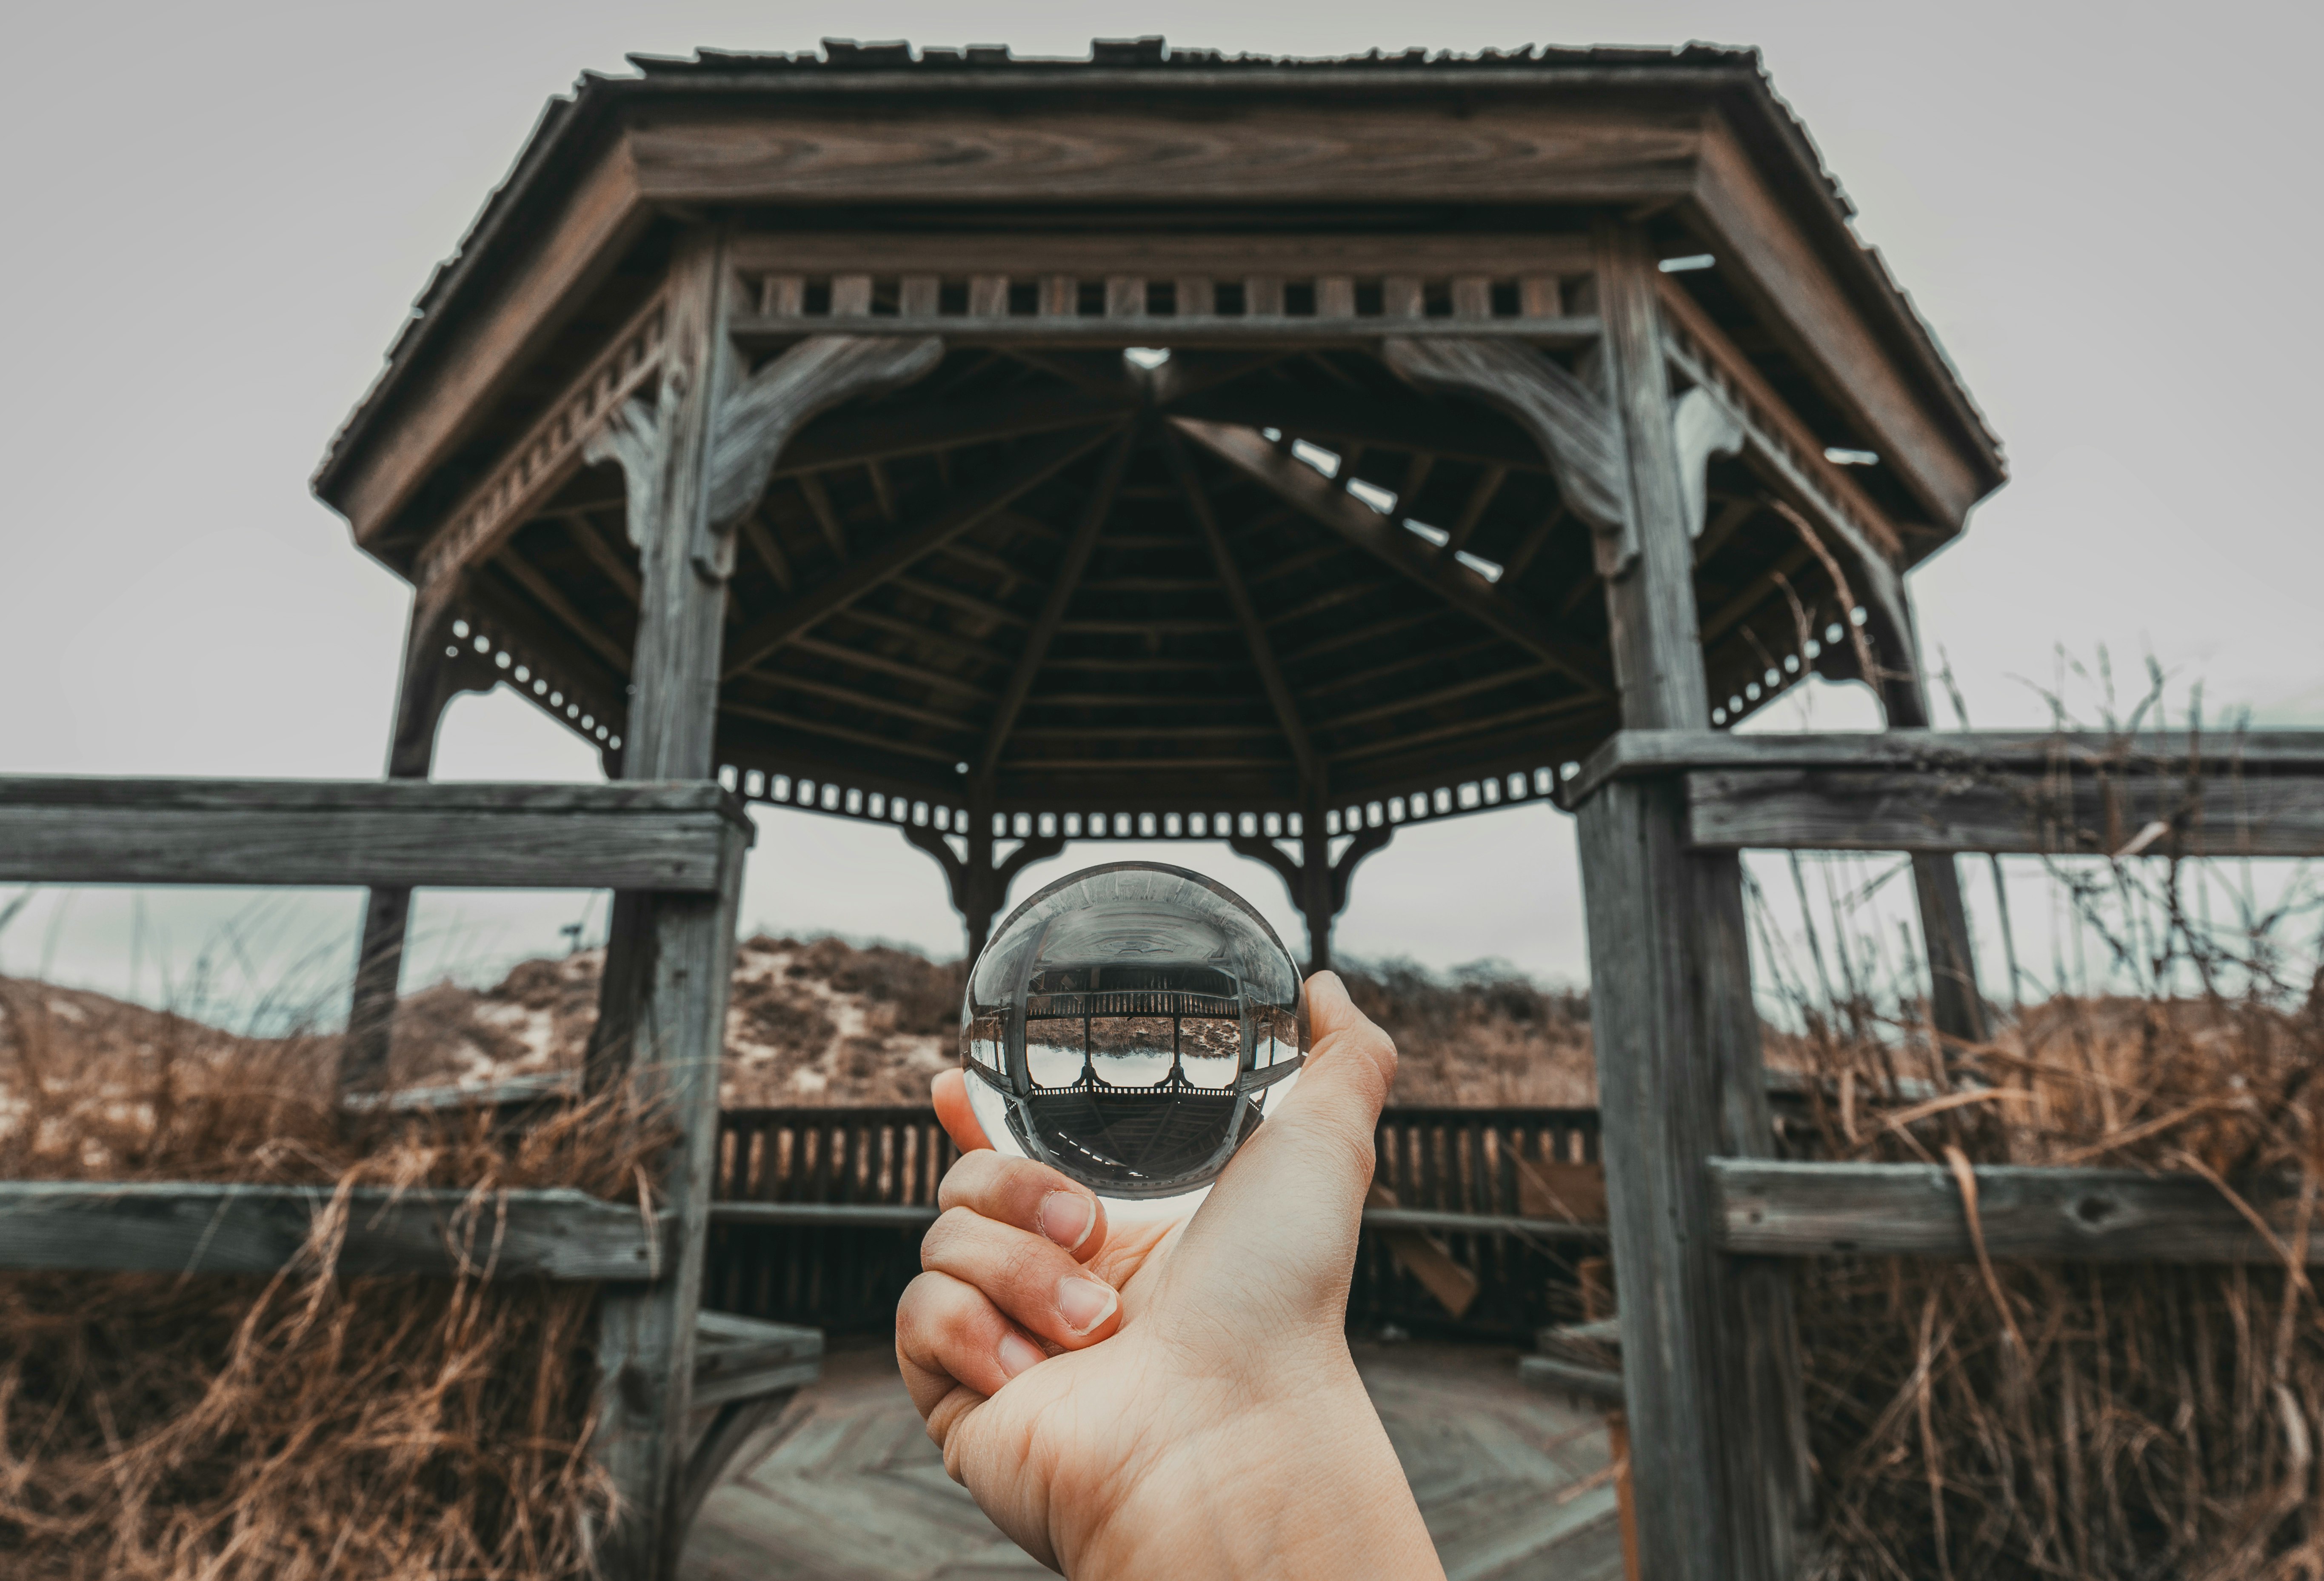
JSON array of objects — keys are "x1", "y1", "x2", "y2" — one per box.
[
  {"x1": 1870, "y1": 593, "x2": 1991, "y2": 1047},
  {"x1": 340, "y1": 591, "x2": 477, "y2": 1095},
  {"x1": 581, "y1": 226, "x2": 744, "y2": 1581},
  {"x1": 1578, "y1": 217, "x2": 1807, "y2": 1581}
]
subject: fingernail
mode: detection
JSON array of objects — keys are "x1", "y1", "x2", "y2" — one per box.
[
  {"x1": 997, "y1": 1332, "x2": 1044, "y2": 1379},
  {"x1": 1036, "y1": 1190, "x2": 1096, "y2": 1252},
  {"x1": 1058, "y1": 1276, "x2": 1118, "y2": 1335}
]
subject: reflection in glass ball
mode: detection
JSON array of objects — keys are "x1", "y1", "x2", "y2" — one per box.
[{"x1": 961, "y1": 862, "x2": 1308, "y2": 1217}]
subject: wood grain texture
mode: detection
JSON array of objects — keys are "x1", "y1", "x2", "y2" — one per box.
[
  {"x1": 732, "y1": 314, "x2": 1600, "y2": 348},
  {"x1": 1562, "y1": 727, "x2": 2324, "y2": 809},
  {"x1": 1381, "y1": 337, "x2": 1630, "y2": 553},
  {"x1": 1577, "y1": 778, "x2": 1805, "y2": 1581},
  {"x1": 1171, "y1": 418, "x2": 1610, "y2": 695},
  {"x1": 728, "y1": 230, "x2": 1597, "y2": 277},
  {"x1": 1713, "y1": 1160, "x2": 2320, "y2": 1264},
  {"x1": 721, "y1": 423, "x2": 1122, "y2": 680},
  {"x1": 323, "y1": 148, "x2": 651, "y2": 543},
  {"x1": 1593, "y1": 219, "x2": 1710, "y2": 732},
  {"x1": 0, "y1": 1184, "x2": 664, "y2": 1281},
  {"x1": 1686, "y1": 117, "x2": 1994, "y2": 530},
  {"x1": 701, "y1": 334, "x2": 944, "y2": 569},
  {"x1": 1685, "y1": 766, "x2": 2324, "y2": 858},
  {"x1": 0, "y1": 793, "x2": 745, "y2": 892},
  {"x1": 589, "y1": 821, "x2": 753, "y2": 1580},
  {"x1": 626, "y1": 102, "x2": 1704, "y2": 207}
]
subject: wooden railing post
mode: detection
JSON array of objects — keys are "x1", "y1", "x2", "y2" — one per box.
[
  {"x1": 1580, "y1": 217, "x2": 1807, "y2": 1581},
  {"x1": 341, "y1": 589, "x2": 477, "y2": 1096}
]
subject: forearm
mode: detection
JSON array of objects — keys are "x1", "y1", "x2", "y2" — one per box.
[{"x1": 1068, "y1": 1369, "x2": 1443, "y2": 1581}]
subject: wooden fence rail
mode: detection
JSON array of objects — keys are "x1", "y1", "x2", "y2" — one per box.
[
  {"x1": 0, "y1": 1183, "x2": 666, "y2": 1280},
  {"x1": 1713, "y1": 1160, "x2": 2317, "y2": 1265},
  {"x1": 703, "y1": 1105, "x2": 1607, "y2": 1338}
]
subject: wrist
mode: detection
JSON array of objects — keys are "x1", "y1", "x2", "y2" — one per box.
[{"x1": 1065, "y1": 1354, "x2": 1440, "y2": 1581}]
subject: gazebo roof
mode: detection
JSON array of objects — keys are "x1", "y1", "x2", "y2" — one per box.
[{"x1": 314, "y1": 38, "x2": 2005, "y2": 833}]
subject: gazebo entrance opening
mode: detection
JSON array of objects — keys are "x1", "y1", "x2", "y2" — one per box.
[{"x1": 311, "y1": 41, "x2": 2007, "y2": 1581}]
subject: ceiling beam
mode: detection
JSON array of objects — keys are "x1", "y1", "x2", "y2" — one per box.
[
  {"x1": 1299, "y1": 635, "x2": 1505, "y2": 702},
  {"x1": 771, "y1": 386, "x2": 1140, "y2": 477},
  {"x1": 732, "y1": 669, "x2": 981, "y2": 735},
  {"x1": 796, "y1": 473, "x2": 849, "y2": 561},
  {"x1": 1164, "y1": 428, "x2": 1317, "y2": 786},
  {"x1": 720, "y1": 699, "x2": 963, "y2": 763},
  {"x1": 492, "y1": 549, "x2": 630, "y2": 671},
  {"x1": 1316, "y1": 661, "x2": 1559, "y2": 733},
  {"x1": 1175, "y1": 419, "x2": 1611, "y2": 696},
  {"x1": 788, "y1": 634, "x2": 994, "y2": 701},
  {"x1": 975, "y1": 430, "x2": 1133, "y2": 784},
  {"x1": 559, "y1": 515, "x2": 640, "y2": 600},
  {"x1": 828, "y1": 605, "x2": 1015, "y2": 671},
  {"x1": 722, "y1": 424, "x2": 1122, "y2": 680},
  {"x1": 1332, "y1": 694, "x2": 1607, "y2": 763}
]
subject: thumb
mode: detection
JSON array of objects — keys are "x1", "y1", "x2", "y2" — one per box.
[{"x1": 1186, "y1": 971, "x2": 1396, "y2": 1258}]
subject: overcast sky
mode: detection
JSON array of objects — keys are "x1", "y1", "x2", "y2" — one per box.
[{"x1": 2, "y1": 1, "x2": 2317, "y2": 1010}]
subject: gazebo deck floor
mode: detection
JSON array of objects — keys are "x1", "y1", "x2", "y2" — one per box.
[{"x1": 680, "y1": 1335, "x2": 1626, "y2": 1581}]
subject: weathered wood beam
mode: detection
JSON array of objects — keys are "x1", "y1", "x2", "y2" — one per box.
[
  {"x1": 734, "y1": 670, "x2": 983, "y2": 735},
  {"x1": 1168, "y1": 385, "x2": 1550, "y2": 474},
  {"x1": 698, "y1": 334, "x2": 943, "y2": 576},
  {"x1": 771, "y1": 388, "x2": 1140, "y2": 477},
  {"x1": 826, "y1": 606, "x2": 1016, "y2": 671},
  {"x1": 1439, "y1": 464, "x2": 1506, "y2": 560},
  {"x1": 890, "y1": 574, "x2": 1031, "y2": 629},
  {"x1": 1381, "y1": 337, "x2": 1630, "y2": 569},
  {"x1": 720, "y1": 700, "x2": 966, "y2": 763},
  {"x1": 732, "y1": 313, "x2": 1600, "y2": 349},
  {"x1": 1687, "y1": 765, "x2": 2324, "y2": 858},
  {"x1": 1164, "y1": 429, "x2": 1318, "y2": 786},
  {"x1": 1578, "y1": 219, "x2": 1805, "y2": 1581},
  {"x1": 0, "y1": 778, "x2": 748, "y2": 891},
  {"x1": 976, "y1": 432, "x2": 1135, "y2": 784},
  {"x1": 1316, "y1": 662, "x2": 1558, "y2": 733},
  {"x1": 1562, "y1": 727, "x2": 2324, "y2": 808},
  {"x1": 737, "y1": 510, "x2": 795, "y2": 593},
  {"x1": 0, "y1": 1183, "x2": 664, "y2": 1281},
  {"x1": 795, "y1": 473, "x2": 849, "y2": 562},
  {"x1": 788, "y1": 635, "x2": 996, "y2": 701},
  {"x1": 722, "y1": 424, "x2": 1123, "y2": 680},
  {"x1": 563, "y1": 513, "x2": 643, "y2": 599},
  {"x1": 1713, "y1": 1159, "x2": 2322, "y2": 1264},
  {"x1": 494, "y1": 548, "x2": 633, "y2": 671},
  {"x1": 410, "y1": 291, "x2": 668, "y2": 583},
  {"x1": 1173, "y1": 418, "x2": 1610, "y2": 696}
]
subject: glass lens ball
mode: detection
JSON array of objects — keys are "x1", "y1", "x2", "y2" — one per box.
[{"x1": 961, "y1": 861, "x2": 1308, "y2": 1215}]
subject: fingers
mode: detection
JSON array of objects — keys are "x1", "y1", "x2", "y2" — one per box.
[
  {"x1": 896, "y1": 1268, "x2": 1047, "y2": 1419},
  {"x1": 1189, "y1": 971, "x2": 1398, "y2": 1265},
  {"x1": 931, "y1": 1068, "x2": 991, "y2": 1153},
  {"x1": 922, "y1": 1205, "x2": 1122, "y2": 1350},
  {"x1": 938, "y1": 1149, "x2": 1110, "y2": 1263}
]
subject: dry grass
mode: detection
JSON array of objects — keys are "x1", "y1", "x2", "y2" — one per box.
[{"x1": 0, "y1": 978, "x2": 671, "y2": 1581}]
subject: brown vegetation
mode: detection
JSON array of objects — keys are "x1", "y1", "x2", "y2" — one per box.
[{"x1": 0, "y1": 980, "x2": 669, "y2": 1581}]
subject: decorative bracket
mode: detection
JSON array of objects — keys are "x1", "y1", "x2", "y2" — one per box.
[
  {"x1": 1670, "y1": 385, "x2": 1744, "y2": 541},
  {"x1": 1381, "y1": 336, "x2": 1636, "y2": 577},
  {"x1": 697, "y1": 335, "x2": 944, "y2": 581}
]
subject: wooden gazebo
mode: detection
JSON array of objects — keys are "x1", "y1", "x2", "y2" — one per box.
[{"x1": 311, "y1": 39, "x2": 2006, "y2": 1580}]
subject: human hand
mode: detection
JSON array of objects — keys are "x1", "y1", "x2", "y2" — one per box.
[{"x1": 896, "y1": 971, "x2": 1444, "y2": 1579}]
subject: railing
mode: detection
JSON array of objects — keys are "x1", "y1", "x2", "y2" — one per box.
[
  {"x1": 0, "y1": 773, "x2": 758, "y2": 1581},
  {"x1": 703, "y1": 1104, "x2": 1604, "y2": 1338}
]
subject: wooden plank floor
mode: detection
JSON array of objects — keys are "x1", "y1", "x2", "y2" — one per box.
[{"x1": 682, "y1": 1336, "x2": 1626, "y2": 1581}]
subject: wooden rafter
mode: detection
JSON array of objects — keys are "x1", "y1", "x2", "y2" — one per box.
[
  {"x1": 1441, "y1": 465, "x2": 1507, "y2": 560},
  {"x1": 1263, "y1": 580, "x2": 1397, "y2": 629},
  {"x1": 976, "y1": 431, "x2": 1134, "y2": 783},
  {"x1": 1300, "y1": 635, "x2": 1504, "y2": 701},
  {"x1": 722, "y1": 424, "x2": 1122, "y2": 680},
  {"x1": 826, "y1": 606, "x2": 1014, "y2": 671},
  {"x1": 737, "y1": 512, "x2": 795, "y2": 593},
  {"x1": 491, "y1": 551, "x2": 630, "y2": 671},
  {"x1": 888, "y1": 575, "x2": 1031, "y2": 630},
  {"x1": 560, "y1": 515, "x2": 641, "y2": 600},
  {"x1": 721, "y1": 700, "x2": 964, "y2": 762},
  {"x1": 734, "y1": 669, "x2": 979, "y2": 735},
  {"x1": 1333, "y1": 695, "x2": 1604, "y2": 763},
  {"x1": 1175, "y1": 419, "x2": 1611, "y2": 696},
  {"x1": 788, "y1": 635, "x2": 995, "y2": 702},
  {"x1": 772, "y1": 386, "x2": 1134, "y2": 476},
  {"x1": 1317, "y1": 661, "x2": 1559, "y2": 733},
  {"x1": 796, "y1": 474, "x2": 849, "y2": 562},
  {"x1": 1499, "y1": 504, "x2": 1567, "y2": 587},
  {"x1": 1163, "y1": 429, "x2": 1317, "y2": 786},
  {"x1": 1281, "y1": 608, "x2": 1449, "y2": 666}
]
